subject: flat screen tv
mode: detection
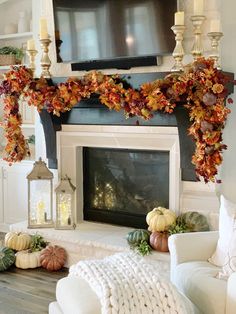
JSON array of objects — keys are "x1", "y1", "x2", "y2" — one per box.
[{"x1": 53, "y1": 0, "x2": 177, "y2": 70}]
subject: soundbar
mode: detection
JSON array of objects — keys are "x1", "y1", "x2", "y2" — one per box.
[{"x1": 71, "y1": 55, "x2": 163, "y2": 71}]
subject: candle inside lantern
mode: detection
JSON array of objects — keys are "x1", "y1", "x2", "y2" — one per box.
[
  {"x1": 36, "y1": 200, "x2": 45, "y2": 224},
  {"x1": 27, "y1": 39, "x2": 35, "y2": 50},
  {"x1": 194, "y1": 0, "x2": 204, "y2": 15},
  {"x1": 210, "y1": 19, "x2": 221, "y2": 32},
  {"x1": 174, "y1": 11, "x2": 185, "y2": 25},
  {"x1": 39, "y1": 18, "x2": 49, "y2": 39},
  {"x1": 60, "y1": 201, "x2": 70, "y2": 226}
]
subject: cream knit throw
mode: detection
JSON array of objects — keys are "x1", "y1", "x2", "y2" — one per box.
[{"x1": 69, "y1": 252, "x2": 194, "y2": 314}]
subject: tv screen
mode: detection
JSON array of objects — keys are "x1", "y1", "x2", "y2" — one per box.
[{"x1": 53, "y1": 0, "x2": 177, "y2": 70}]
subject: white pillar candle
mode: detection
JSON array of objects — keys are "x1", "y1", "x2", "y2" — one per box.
[
  {"x1": 174, "y1": 11, "x2": 185, "y2": 25},
  {"x1": 210, "y1": 19, "x2": 221, "y2": 32},
  {"x1": 194, "y1": 0, "x2": 204, "y2": 15},
  {"x1": 39, "y1": 18, "x2": 48, "y2": 39},
  {"x1": 60, "y1": 202, "x2": 70, "y2": 226},
  {"x1": 27, "y1": 39, "x2": 35, "y2": 50},
  {"x1": 36, "y1": 200, "x2": 45, "y2": 224}
]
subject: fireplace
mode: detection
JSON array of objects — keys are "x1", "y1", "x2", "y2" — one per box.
[
  {"x1": 40, "y1": 72, "x2": 220, "y2": 227},
  {"x1": 56, "y1": 125, "x2": 180, "y2": 226},
  {"x1": 83, "y1": 147, "x2": 169, "y2": 228}
]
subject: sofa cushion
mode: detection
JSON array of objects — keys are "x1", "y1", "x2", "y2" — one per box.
[
  {"x1": 173, "y1": 261, "x2": 227, "y2": 314},
  {"x1": 219, "y1": 225, "x2": 236, "y2": 279},
  {"x1": 56, "y1": 276, "x2": 101, "y2": 314},
  {"x1": 49, "y1": 302, "x2": 63, "y2": 314},
  {"x1": 209, "y1": 195, "x2": 236, "y2": 267}
]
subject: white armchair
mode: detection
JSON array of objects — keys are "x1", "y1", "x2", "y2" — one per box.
[{"x1": 168, "y1": 231, "x2": 236, "y2": 314}]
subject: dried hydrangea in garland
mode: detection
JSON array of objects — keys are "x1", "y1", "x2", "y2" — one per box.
[{"x1": 0, "y1": 58, "x2": 233, "y2": 182}]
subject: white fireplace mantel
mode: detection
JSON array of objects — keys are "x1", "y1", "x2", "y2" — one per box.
[
  {"x1": 57, "y1": 125, "x2": 180, "y2": 222},
  {"x1": 57, "y1": 124, "x2": 219, "y2": 227}
]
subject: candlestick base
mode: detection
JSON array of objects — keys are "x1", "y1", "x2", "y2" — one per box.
[
  {"x1": 40, "y1": 38, "x2": 52, "y2": 79},
  {"x1": 207, "y1": 31, "x2": 223, "y2": 70},
  {"x1": 191, "y1": 15, "x2": 206, "y2": 60},
  {"x1": 171, "y1": 25, "x2": 186, "y2": 72},
  {"x1": 26, "y1": 49, "x2": 38, "y2": 78}
]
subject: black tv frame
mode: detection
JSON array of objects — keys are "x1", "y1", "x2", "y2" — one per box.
[{"x1": 71, "y1": 55, "x2": 161, "y2": 71}]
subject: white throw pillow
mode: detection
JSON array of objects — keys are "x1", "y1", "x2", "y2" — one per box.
[
  {"x1": 218, "y1": 223, "x2": 236, "y2": 279},
  {"x1": 208, "y1": 195, "x2": 236, "y2": 267}
]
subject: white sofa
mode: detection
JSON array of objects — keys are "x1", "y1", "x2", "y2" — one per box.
[
  {"x1": 168, "y1": 231, "x2": 236, "y2": 314},
  {"x1": 49, "y1": 276, "x2": 101, "y2": 314}
]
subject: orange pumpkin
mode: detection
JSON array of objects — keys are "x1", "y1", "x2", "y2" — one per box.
[
  {"x1": 150, "y1": 232, "x2": 169, "y2": 252},
  {"x1": 40, "y1": 245, "x2": 66, "y2": 271}
]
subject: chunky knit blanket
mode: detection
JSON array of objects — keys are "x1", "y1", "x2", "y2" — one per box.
[{"x1": 69, "y1": 252, "x2": 195, "y2": 314}]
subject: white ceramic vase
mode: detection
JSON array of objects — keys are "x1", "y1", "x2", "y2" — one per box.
[{"x1": 18, "y1": 11, "x2": 29, "y2": 33}]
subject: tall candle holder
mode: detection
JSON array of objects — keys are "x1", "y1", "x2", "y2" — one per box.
[
  {"x1": 207, "y1": 32, "x2": 223, "y2": 70},
  {"x1": 190, "y1": 15, "x2": 206, "y2": 60},
  {"x1": 26, "y1": 49, "x2": 38, "y2": 78},
  {"x1": 171, "y1": 25, "x2": 186, "y2": 72},
  {"x1": 40, "y1": 37, "x2": 52, "y2": 78}
]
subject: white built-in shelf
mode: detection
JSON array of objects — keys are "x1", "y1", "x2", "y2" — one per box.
[
  {"x1": 0, "y1": 31, "x2": 33, "y2": 40},
  {"x1": 0, "y1": 64, "x2": 27, "y2": 70},
  {"x1": 0, "y1": 65, "x2": 10, "y2": 70}
]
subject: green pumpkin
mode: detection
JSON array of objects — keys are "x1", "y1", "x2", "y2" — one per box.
[
  {"x1": 0, "y1": 247, "x2": 16, "y2": 271},
  {"x1": 177, "y1": 211, "x2": 209, "y2": 232},
  {"x1": 126, "y1": 229, "x2": 150, "y2": 246}
]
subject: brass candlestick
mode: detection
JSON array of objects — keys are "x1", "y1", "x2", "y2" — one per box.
[
  {"x1": 207, "y1": 31, "x2": 223, "y2": 70},
  {"x1": 191, "y1": 15, "x2": 206, "y2": 60},
  {"x1": 26, "y1": 49, "x2": 38, "y2": 78},
  {"x1": 171, "y1": 25, "x2": 186, "y2": 72},
  {"x1": 40, "y1": 38, "x2": 52, "y2": 78}
]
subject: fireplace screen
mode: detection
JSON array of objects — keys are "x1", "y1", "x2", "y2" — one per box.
[{"x1": 83, "y1": 147, "x2": 169, "y2": 228}]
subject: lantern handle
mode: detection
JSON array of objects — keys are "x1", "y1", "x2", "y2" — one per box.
[{"x1": 63, "y1": 174, "x2": 76, "y2": 191}]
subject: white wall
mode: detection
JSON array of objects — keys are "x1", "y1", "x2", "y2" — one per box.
[{"x1": 217, "y1": 0, "x2": 236, "y2": 202}]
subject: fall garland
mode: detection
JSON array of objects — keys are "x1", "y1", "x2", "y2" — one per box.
[{"x1": 0, "y1": 58, "x2": 233, "y2": 183}]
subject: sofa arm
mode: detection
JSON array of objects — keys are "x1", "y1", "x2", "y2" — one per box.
[
  {"x1": 168, "y1": 231, "x2": 219, "y2": 281},
  {"x1": 226, "y1": 272, "x2": 236, "y2": 314}
]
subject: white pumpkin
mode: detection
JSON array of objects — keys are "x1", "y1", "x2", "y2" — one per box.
[
  {"x1": 5, "y1": 232, "x2": 31, "y2": 251},
  {"x1": 15, "y1": 250, "x2": 41, "y2": 269},
  {"x1": 146, "y1": 207, "x2": 176, "y2": 232}
]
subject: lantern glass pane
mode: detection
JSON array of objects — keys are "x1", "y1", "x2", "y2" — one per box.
[
  {"x1": 29, "y1": 180, "x2": 52, "y2": 224},
  {"x1": 57, "y1": 193, "x2": 72, "y2": 226}
]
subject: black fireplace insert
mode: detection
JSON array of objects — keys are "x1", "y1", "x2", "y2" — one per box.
[{"x1": 83, "y1": 147, "x2": 169, "y2": 228}]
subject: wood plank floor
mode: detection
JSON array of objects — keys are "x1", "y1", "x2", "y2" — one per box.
[
  {"x1": 0, "y1": 266, "x2": 68, "y2": 314},
  {"x1": 0, "y1": 233, "x2": 68, "y2": 314}
]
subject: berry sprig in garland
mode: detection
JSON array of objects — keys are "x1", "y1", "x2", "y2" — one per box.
[{"x1": 0, "y1": 58, "x2": 233, "y2": 183}]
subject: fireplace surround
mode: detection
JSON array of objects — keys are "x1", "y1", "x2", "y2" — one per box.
[{"x1": 57, "y1": 124, "x2": 180, "y2": 227}]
